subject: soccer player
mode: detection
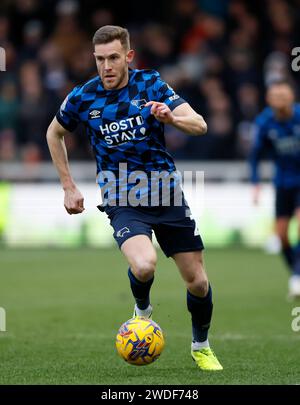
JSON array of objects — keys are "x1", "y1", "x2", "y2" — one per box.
[
  {"x1": 250, "y1": 79, "x2": 300, "y2": 299},
  {"x1": 46, "y1": 25, "x2": 223, "y2": 370}
]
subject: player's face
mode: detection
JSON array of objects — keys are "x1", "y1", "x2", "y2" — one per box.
[
  {"x1": 94, "y1": 40, "x2": 134, "y2": 90},
  {"x1": 266, "y1": 84, "x2": 295, "y2": 111}
]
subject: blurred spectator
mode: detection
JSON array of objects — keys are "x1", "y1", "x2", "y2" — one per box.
[
  {"x1": 165, "y1": 126, "x2": 189, "y2": 159},
  {"x1": 263, "y1": 51, "x2": 292, "y2": 86},
  {"x1": 38, "y1": 41, "x2": 68, "y2": 93},
  {"x1": 0, "y1": 129, "x2": 17, "y2": 161},
  {"x1": 139, "y1": 24, "x2": 176, "y2": 69},
  {"x1": 0, "y1": 15, "x2": 10, "y2": 43},
  {"x1": 19, "y1": 20, "x2": 44, "y2": 62},
  {"x1": 236, "y1": 83, "x2": 261, "y2": 121},
  {"x1": 0, "y1": 80, "x2": 19, "y2": 132},
  {"x1": 18, "y1": 61, "x2": 58, "y2": 159},
  {"x1": 21, "y1": 141, "x2": 43, "y2": 165},
  {"x1": 168, "y1": 0, "x2": 198, "y2": 59},
  {"x1": 50, "y1": 0, "x2": 89, "y2": 66},
  {"x1": 90, "y1": 9, "x2": 114, "y2": 35},
  {"x1": 0, "y1": 15, "x2": 17, "y2": 70},
  {"x1": 67, "y1": 45, "x2": 96, "y2": 83}
]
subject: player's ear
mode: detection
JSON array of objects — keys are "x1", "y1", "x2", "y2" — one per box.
[{"x1": 126, "y1": 49, "x2": 135, "y2": 64}]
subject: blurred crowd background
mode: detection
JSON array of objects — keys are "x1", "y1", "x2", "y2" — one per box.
[{"x1": 0, "y1": 0, "x2": 300, "y2": 165}]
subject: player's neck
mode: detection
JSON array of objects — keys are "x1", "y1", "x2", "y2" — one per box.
[
  {"x1": 115, "y1": 71, "x2": 129, "y2": 90},
  {"x1": 275, "y1": 105, "x2": 294, "y2": 121}
]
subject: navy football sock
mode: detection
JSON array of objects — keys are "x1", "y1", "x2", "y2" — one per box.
[
  {"x1": 128, "y1": 268, "x2": 154, "y2": 310},
  {"x1": 293, "y1": 243, "x2": 300, "y2": 276},
  {"x1": 282, "y1": 246, "x2": 294, "y2": 271},
  {"x1": 187, "y1": 285, "x2": 213, "y2": 343}
]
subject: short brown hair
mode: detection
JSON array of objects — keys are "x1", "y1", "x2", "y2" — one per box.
[
  {"x1": 267, "y1": 78, "x2": 294, "y2": 91},
  {"x1": 92, "y1": 25, "x2": 130, "y2": 50}
]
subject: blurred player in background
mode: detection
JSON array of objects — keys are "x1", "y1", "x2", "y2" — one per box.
[
  {"x1": 46, "y1": 25, "x2": 223, "y2": 371},
  {"x1": 250, "y1": 79, "x2": 300, "y2": 299}
]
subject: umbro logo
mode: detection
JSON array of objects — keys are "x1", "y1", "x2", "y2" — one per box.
[
  {"x1": 89, "y1": 110, "x2": 101, "y2": 119},
  {"x1": 116, "y1": 227, "x2": 130, "y2": 238},
  {"x1": 131, "y1": 99, "x2": 147, "y2": 109}
]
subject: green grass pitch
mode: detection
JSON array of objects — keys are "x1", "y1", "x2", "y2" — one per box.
[{"x1": 0, "y1": 247, "x2": 299, "y2": 385}]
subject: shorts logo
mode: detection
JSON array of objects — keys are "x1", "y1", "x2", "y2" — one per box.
[
  {"x1": 89, "y1": 110, "x2": 101, "y2": 119},
  {"x1": 116, "y1": 227, "x2": 130, "y2": 238},
  {"x1": 131, "y1": 99, "x2": 147, "y2": 109}
]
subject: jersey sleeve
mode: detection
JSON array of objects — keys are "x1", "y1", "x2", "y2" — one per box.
[
  {"x1": 55, "y1": 86, "x2": 81, "y2": 131},
  {"x1": 249, "y1": 116, "x2": 269, "y2": 184},
  {"x1": 153, "y1": 74, "x2": 186, "y2": 111}
]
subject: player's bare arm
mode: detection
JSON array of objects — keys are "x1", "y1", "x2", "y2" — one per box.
[
  {"x1": 145, "y1": 101, "x2": 207, "y2": 135},
  {"x1": 46, "y1": 117, "x2": 85, "y2": 215}
]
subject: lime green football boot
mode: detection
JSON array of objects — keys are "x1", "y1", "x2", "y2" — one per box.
[{"x1": 191, "y1": 347, "x2": 223, "y2": 371}]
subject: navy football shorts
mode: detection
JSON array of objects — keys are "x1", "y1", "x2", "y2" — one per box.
[
  {"x1": 98, "y1": 203, "x2": 204, "y2": 257},
  {"x1": 275, "y1": 187, "x2": 300, "y2": 218}
]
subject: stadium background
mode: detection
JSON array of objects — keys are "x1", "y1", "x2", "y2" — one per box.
[{"x1": 0, "y1": 0, "x2": 300, "y2": 385}]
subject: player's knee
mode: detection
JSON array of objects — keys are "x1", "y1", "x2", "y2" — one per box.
[
  {"x1": 187, "y1": 274, "x2": 209, "y2": 298},
  {"x1": 277, "y1": 232, "x2": 289, "y2": 247},
  {"x1": 276, "y1": 223, "x2": 289, "y2": 246},
  {"x1": 131, "y1": 257, "x2": 156, "y2": 282}
]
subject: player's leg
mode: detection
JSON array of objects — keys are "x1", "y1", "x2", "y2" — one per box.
[
  {"x1": 172, "y1": 250, "x2": 211, "y2": 343},
  {"x1": 104, "y1": 206, "x2": 156, "y2": 317},
  {"x1": 275, "y1": 217, "x2": 293, "y2": 270},
  {"x1": 289, "y1": 207, "x2": 300, "y2": 298},
  {"x1": 275, "y1": 187, "x2": 294, "y2": 270},
  {"x1": 275, "y1": 187, "x2": 300, "y2": 298},
  {"x1": 121, "y1": 235, "x2": 156, "y2": 317},
  {"x1": 172, "y1": 250, "x2": 222, "y2": 370},
  {"x1": 154, "y1": 208, "x2": 222, "y2": 370},
  {"x1": 294, "y1": 208, "x2": 300, "y2": 275},
  {"x1": 293, "y1": 188, "x2": 300, "y2": 275}
]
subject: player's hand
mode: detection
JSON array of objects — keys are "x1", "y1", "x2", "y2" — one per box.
[
  {"x1": 64, "y1": 187, "x2": 85, "y2": 215},
  {"x1": 145, "y1": 101, "x2": 174, "y2": 124},
  {"x1": 252, "y1": 184, "x2": 261, "y2": 206}
]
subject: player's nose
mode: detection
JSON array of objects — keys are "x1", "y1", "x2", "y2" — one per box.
[{"x1": 104, "y1": 59, "x2": 111, "y2": 71}]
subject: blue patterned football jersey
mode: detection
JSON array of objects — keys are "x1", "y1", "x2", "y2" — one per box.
[
  {"x1": 250, "y1": 104, "x2": 300, "y2": 188},
  {"x1": 56, "y1": 69, "x2": 186, "y2": 205}
]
